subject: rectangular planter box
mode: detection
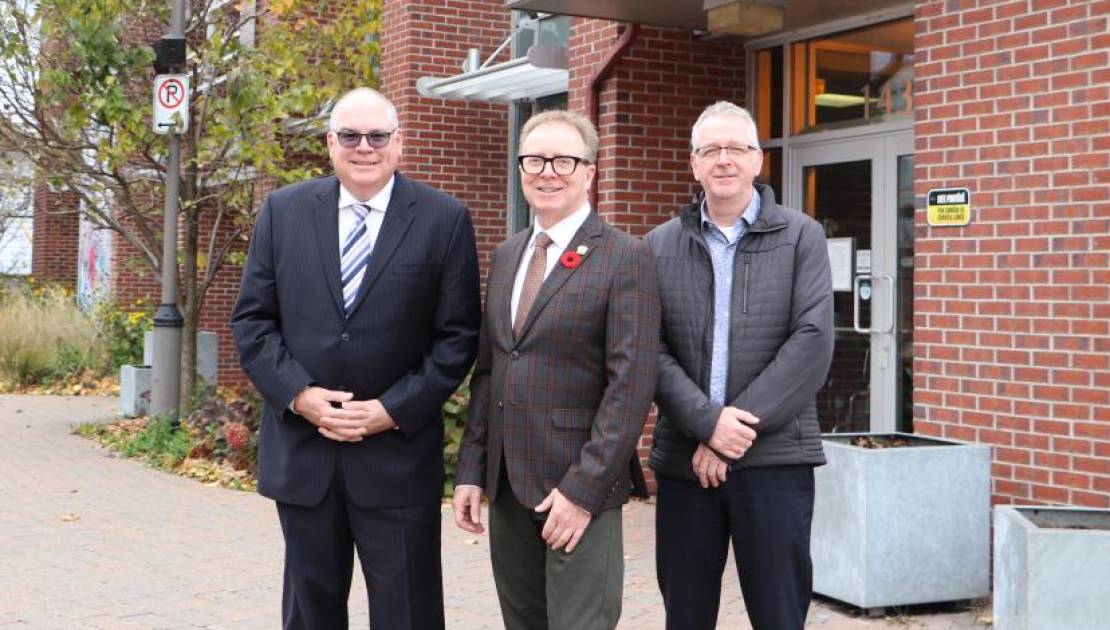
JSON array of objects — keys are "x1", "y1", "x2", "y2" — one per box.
[
  {"x1": 994, "y1": 506, "x2": 1110, "y2": 630},
  {"x1": 119, "y1": 364, "x2": 151, "y2": 417},
  {"x1": 812, "y1": 432, "x2": 991, "y2": 610},
  {"x1": 143, "y1": 329, "x2": 219, "y2": 385}
]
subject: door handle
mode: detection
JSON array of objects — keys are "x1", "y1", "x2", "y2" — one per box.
[
  {"x1": 853, "y1": 274, "x2": 895, "y2": 334},
  {"x1": 875, "y1": 274, "x2": 895, "y2": 334}
]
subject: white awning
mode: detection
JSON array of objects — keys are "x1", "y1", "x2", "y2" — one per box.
[{"x1": 416, "y1": 46, "x2": 568, "y2": 103}]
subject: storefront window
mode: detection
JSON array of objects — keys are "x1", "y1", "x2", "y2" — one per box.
[
  {"x1": 758, "y1": 146, "x2": 782, "y2": 202},
  {"x1": 754, "y1": 46, "x2": 784, "y2": 141},
  {"x1": 790, "y1": 18, "x2": 914, "y2": 134}
]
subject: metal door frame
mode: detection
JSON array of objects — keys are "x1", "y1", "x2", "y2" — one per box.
[{"x1": 786, "y1": 129, "x2": 913, "y2": 433}]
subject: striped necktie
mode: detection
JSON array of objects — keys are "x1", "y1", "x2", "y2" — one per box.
[{"x1": 341, "y1": 204, "x2": 374, "y2": 317}]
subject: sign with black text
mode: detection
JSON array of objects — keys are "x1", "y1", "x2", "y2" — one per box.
[{"x1": 927, "y1": 188, "x2": 971, "y2": 227}]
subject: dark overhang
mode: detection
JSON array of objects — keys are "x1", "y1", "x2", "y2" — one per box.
[{"x1": 506, "y1": 1, "x2": 908, "y2": 38}]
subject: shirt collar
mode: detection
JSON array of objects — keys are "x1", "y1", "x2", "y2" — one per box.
[
  {"x1": 530, "y1": 202, "x2": 591, "y2": 251},
  {"x1": 700, "y1": 191, "x2": 760, "y2": 236},
  {"x1": 338, "y1": 175, "x2": 395, "y2": 212}
]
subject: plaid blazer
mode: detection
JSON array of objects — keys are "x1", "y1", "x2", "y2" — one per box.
[{"x1": 456, "y1": 212, "x2": 659, "y2": 515}]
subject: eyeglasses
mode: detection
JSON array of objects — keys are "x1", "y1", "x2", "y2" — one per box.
[
  {"x1": 518, "y1": 154, "x2": 590, "y2": 176},
  {"x1": 333, "y1": 128, "x2": 397, "y2": 149},
  {"x1": 694, "y1": 144, "x2": 761, "y2": 160}
]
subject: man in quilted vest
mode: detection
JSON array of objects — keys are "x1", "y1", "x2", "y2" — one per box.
[{"x1": 644, "y1": 101, "x2": 834, "y2": 630}]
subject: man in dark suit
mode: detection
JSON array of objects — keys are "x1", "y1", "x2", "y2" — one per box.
[
  {"x1": 451, "y1": 110, "x2": 659, "y2": 630},
  {"x1": 231, "y1": 87, "x2": 480, "y2": 630}
]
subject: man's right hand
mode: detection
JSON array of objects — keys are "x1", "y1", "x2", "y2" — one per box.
[
  {"x1": 707, "y1": 406, "x2": 759, "y2": 459},
  {"x1": 291, "y1": 387, "x2": 357, "y2": 440},
  {"x1": 452, "y1": 485, "x2": 485, "y2": 534}
]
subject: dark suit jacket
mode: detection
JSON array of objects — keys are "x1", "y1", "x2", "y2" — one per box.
[
  {"x1": 231, "y1": 173, "x2": 481, "y2": 508},
  {"x1": 455, "y1": 212, "x2": 659, "y2": 515}
]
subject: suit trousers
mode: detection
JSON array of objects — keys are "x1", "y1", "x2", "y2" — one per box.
[
  {"x1": 489, "y1": 468, "x2": 624, "y2": 630},
  {"x1": 276, "y1": 461, "x2": 444, "y2": 630},
  {"x1": 655, "y1": 465, "x2": 816, "y2": 630}
]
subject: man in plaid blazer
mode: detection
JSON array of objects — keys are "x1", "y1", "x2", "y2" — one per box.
[{"x1": 453, "y1": 110, "x2": 659, "y2": 630}]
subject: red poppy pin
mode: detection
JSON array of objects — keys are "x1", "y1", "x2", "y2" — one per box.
[{"x1": 560, "y1": 245, "x2": 589, "y2": 269}]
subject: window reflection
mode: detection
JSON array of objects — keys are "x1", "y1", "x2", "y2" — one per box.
[{"x1": 791, "y1": 18, "x2": 914, "y2": 133}]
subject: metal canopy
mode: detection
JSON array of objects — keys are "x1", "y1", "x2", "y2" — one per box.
[
  {"x1": 417, "y1": 46, "x2": 568, "y2": 103},
  {"x1": 506, "y1": 0, "x2": 906, "y2": 36}
]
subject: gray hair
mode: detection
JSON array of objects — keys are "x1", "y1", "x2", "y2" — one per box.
[
  {"x1": 690, "y1": 101, "x2": 760, "y2": 151},
  {"x1": 520, "y1": 109, "x2": 599, "y2": 164},
  {"x1": 328, "y1": 87, "x2": 399, "y2": 131}
]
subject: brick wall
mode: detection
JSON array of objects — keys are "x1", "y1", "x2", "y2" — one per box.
[
  {"x1": 568, "y1": 21, "x2": 747, "y2": 235},
  {"x1": 193, "y1": 200, "x2": 252, "y2": 388},
  {"x1": 568, "y1": 20, "x2": 748, "y2": 490},
  {"x1": 913, "y1": 0, "x2": 1109, "y2": 506},
  {"x1": 379, "y1": 0, "x2": 511, "y2": 275},
  {"x1": 30, "y1": 185, "x2": 80, "y2": 288},
  {"x1": 109, "y1": 213, "x2": 162, "y2": 311}
]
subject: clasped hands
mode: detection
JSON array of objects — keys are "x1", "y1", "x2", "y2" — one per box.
[
  {"x1": 693, "y1": 406, "x2": 759, "y2": 489},
  {"x1": 292, "y1": 386, "x2": 397, "y2": 442}
]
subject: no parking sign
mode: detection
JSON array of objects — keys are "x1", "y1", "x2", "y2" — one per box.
[{"x1": 153, "y1": 74, "x2": 189, "y2": 134}]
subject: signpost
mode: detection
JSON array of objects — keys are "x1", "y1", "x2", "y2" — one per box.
[{"x1": 150, "y1": 1, "x2": 187, "y2": 423}]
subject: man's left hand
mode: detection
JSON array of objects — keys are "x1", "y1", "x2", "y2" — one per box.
[
  {"x1": 318, "y1": 399, "x2": 397, "y2": 441},
  {"x1": 535, "y1": 488, "x2": 592, "y2": 553},
  {"x1": 692, "y1": 442, "x2": 729, "y2": 489}
]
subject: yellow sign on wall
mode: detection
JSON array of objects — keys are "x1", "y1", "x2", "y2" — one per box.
[{"x1": 927, "y1": 188, "x2": 971, "y2": 227}]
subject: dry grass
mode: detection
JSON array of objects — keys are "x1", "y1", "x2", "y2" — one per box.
[{"x1": 0, "y1": 284, "x2": 107, "y2": 386}]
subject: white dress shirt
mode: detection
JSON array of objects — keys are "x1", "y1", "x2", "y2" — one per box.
[
  {"x1": 337, "y1": 175, "x2": 394, "y2": 257},
  {"x1": 510, "y1": 202, "x2": 592, "y2": 325}
]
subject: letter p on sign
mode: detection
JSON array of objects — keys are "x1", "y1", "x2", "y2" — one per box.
[{"x1": 153, "y1": 74, "x2": 189, "y2": 134}]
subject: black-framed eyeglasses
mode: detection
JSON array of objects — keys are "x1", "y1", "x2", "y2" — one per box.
[
  {"x1": 333, "y1": 128, "x2": 398, "y2": 149},
  {"x1": 518, "y1": 154, "x2": 590, "y2": 175},
  {"x1": 694, "y1": 144, "x2": 761, "y2": 160}
]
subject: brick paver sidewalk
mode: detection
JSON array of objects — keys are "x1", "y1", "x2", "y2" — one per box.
[{"x1": 0, "y1": 395, "x2": 986, "y2": 629}]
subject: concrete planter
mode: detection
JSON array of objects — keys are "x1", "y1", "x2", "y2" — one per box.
[
  {"x1": 143, "y1": 330, "x2": 219, "y2": 385},
  {"x1": 119, "y1": 364, "x2": 151, "y2": 417},
  {"x1": 994, "y1": 506, "x2": 1110, "y2": 630},
  {"x1": 812, "y1": 432, "x2": 991, "y2": 611}
]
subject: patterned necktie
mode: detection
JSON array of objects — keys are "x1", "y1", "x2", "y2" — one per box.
[
  {"x1": 341, "y1": 204, "x2": 373, "y2": 317},
  {"x1": 514, "y1": 232, "x2": 553, "y2": 337}
]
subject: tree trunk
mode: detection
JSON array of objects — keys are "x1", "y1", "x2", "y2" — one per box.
[{"x1": 180, "y1": 210, "x2": 199, "y2": 415}]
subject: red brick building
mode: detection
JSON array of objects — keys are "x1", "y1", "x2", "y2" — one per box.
[{"x1": 33, "y1": 0, "x2": 1108, "y2": 506}]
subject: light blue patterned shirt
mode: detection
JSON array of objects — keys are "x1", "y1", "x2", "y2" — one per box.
[{"x1": 700, "y1": 193, "x2": 761, "y2": 405}]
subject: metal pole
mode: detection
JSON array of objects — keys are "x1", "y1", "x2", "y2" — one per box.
[{"x1": 151, "y1": 0, "x2": 186, "y2": 422}]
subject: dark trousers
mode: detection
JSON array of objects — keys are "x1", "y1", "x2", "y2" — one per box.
[
  {"x1": 489, "y1": 468, "x2": 624, "y2": 630},
  {"x1": 276, "y1": 464, "x2": 444, "y2": 630},
  {"x1": 655, "y1": 465, "x2": 816, "y2": 630}
]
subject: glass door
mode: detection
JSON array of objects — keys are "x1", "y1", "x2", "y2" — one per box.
[{"x1": 787, "y1": 131, "x2": 913, "y2": 433}]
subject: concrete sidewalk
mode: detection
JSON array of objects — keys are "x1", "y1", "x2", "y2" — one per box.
[{"x1": 0, "y1": 395, "x2": 986, "y2": 629}]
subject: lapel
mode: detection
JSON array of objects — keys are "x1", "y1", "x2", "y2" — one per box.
[
  {"x1": 491, "y1": 228, "x2": 531, "y2": 351},
  {"x1": 310, "y1": 177, "x2": 345, "y2": 318},
  {"x1": 515, "y1": 212, "x2": 606, "y2": 343},
  {"x1": 346, "y1": 173, "x2": 417, "y2": 318}
]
